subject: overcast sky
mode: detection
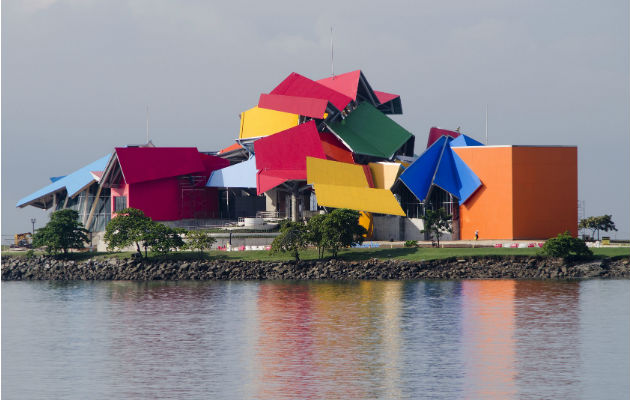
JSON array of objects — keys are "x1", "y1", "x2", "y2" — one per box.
[{"x1": 2, "y1": 0, "x2": 629, "y2": 240}]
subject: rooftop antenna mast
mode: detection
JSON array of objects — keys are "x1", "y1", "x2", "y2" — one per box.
[
  {"x1": 330, "y1": 26, "x2": 334, "y2": 78},
  {"x1": 485, "y1": 104, "x2": 488, "y2": 145},
  {"x1": 146, "y1": 105, "x2": 150, "y2": 144}
]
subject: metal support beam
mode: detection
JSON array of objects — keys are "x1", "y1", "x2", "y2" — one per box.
[
  {"x1": 80, "y1": 189, "x2": 91, "y2": 226},
  {"x1": 291, "y1": 191, "x2": 298, "y2": 222},
  {"x1": 85, "y1": 184, "x2": 104, "y2": 231}
]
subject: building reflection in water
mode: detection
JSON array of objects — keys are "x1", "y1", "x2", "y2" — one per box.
[
  {"x1": 461, "y1": 280, "x2": 517, "y2": 399},
  {"x1": 99, "y1": 279, "x2": 589, "y2": 399},
  {"x1": 105, "y1": 281, "x2": 260, "y2": 398},
  {"x1": 255, "y1": 283, "x2": 316, "y2": 400},
  {"x1": 399, "y1": 281, "x2": 465, "y2": 399},
  {"x1": 254, "y1": 281, "x2": 404, "y2": 400},
  {"x1": 381, "y1": 282, "x2": 403, "y2": 399}
]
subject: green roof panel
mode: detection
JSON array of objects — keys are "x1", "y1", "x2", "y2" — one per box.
[{"x1": 328, "y1": 102, "x2": 413, "y2": 159}]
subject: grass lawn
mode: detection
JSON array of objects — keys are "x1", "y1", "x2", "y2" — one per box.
[{"x1": 3, "y1": 246, "x2": 627, "y2": 262}]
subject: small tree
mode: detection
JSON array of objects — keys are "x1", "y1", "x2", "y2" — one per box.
[
  {"x1": 305, "y1": 213, "x2": 327, "y2": 259},
  {"x1": 578, "y1": 217, "x2": 596, "y2": 240},
  {"x1": 271, "y1": 220, "x2": 307, "y2": 261},
  {"x1": 542, "y1": 231, "x2": 593, "y2": 260},
  {"x1": 104, "y1": 208, "x2": 153, "y2": 257},
  {"x1": 594, "y1": 215, "x2": 617, "y2": 240},
  {"x1": 32, "y1": 209, "x2": 88, "y2": 255},
  {"x1": 321, "y1": 209, "x2": 366, "y2": 258},
  {"x1": 579, "y1": 215, "x2": 618, "y2": 240},
  {"x1": 185, "y1": 229, "x2": 216, "y2": 253},
  {"x1": 422, "y1": 208, "x2": 453, "y2": 247}
]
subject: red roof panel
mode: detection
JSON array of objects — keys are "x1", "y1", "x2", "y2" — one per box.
[
  {"x1": 256, "y1": 169, "x2": 305, "y2": 195},
  {"x1": 255, "y1": 120, "x2": 327, "y2": 171},
  {"x1": 198, "y1": 153, "x2": 230, "y2": 176},
  {"x1": 218, "y1": 142, "x2": 243, "y2": 154},
  {"x1": 254, "y1": 120, "x2": 327, "y2": 194},
  {"x1": 258, "y1": 93, "x2": 328, "y2": 119},
  {"x1": 319, "y1": 132, "x2": 355, "y2": 164},
  {"x1": 427, "y1": 127, "x2": 460, "y2": 148},
  {"x1": 362, "y1": 165, "x2": 375, "y2": 188},
  {"x1": 270, "y1": 72, "x2": 352, "y2": 111},
  {"x1": 115, "y1": 147, "x2": 206, "y2": 184}
]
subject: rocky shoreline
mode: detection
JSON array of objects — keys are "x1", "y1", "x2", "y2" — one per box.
[{"x1": 2, "y1": 255, "x2": 629, "y2": 281}]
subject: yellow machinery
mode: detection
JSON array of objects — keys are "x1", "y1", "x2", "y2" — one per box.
[{"x1": 14, "y1": 233, "x2": 32, "y2": 248}]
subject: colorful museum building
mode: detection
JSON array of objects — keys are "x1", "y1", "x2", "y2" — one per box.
[{"x1": 17, "y1": 69, "x2": 577, "y2": 240}]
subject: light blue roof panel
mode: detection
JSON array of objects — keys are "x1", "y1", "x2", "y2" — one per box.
[
  {"x1": 206, "y1": 156, "x2": 257, "y2": 188},
  {"x1": 450, "y1": 134, "x2": 484, "y2": 147},
  {"x1": 17, "y1": 155, "x2": 111, "y2": 208},
  {"x1": 452, "y1": 150, "x2": 482, "y2": 203}
]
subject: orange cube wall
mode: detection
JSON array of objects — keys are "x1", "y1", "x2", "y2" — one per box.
[{"x1": 453, "y1": 146, "x2": 577, "y2": 240}]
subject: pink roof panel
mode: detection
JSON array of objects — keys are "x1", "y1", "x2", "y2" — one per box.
[
  {"x1": 90, "y1": 171, "x2": 104, "y2": 181},
  {"x1": 374, "y1": 90, "x2": 400, "y2": 104},
  {"x1": 115, "y1": 147, "x2": 205, "y2": 184},
  {"x1": 258, "y1": 93, "x2": 328, "y2": 119},
  {"x1": 270, "y1": 72, "x2": 352, "y2": 111},
  {"x1": 316, "y1": 70, "x2": 362, "y2": 100}
]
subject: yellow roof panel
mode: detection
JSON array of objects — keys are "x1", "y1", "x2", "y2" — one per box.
[
  {"x1": 239, "y1": 106, "x2": 299, "y2": 139},
  {"x1": 306, "y1": 157, "x2": 369, "y2": 188},
  {"x1": 313, "y1": 184, "x2": 406, "y2": 216},
  {"x1": 368, "y1": 162, "x2": 403, "y2": 189}
]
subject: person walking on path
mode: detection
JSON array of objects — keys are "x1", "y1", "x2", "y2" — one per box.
[{"x1": 474, "y1": 230, "x2": 479, "y2": 241}]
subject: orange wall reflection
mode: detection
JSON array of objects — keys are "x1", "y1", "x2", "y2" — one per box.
[{"x1": 462, "y1": 280, "x2": 516, "y2": 399}]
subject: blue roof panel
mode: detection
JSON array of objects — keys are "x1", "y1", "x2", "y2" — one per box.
[
  {"x1": 433, "y1": 148, "x2": 461, "y2": 198},
  {"x1": 397, "y1": 135, "x2": 482, "y2": 205},
  {"x1": 398, "y1": 136, "x2": 447, "y2": 201}
]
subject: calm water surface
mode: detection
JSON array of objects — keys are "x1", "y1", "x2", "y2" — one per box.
[{"x1": 2, "y1": 279, "x2": 629, "y2": 399}]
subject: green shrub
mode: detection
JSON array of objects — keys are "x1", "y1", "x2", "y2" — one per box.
[
  {"x1": 185, "y1": 230, "x2": 216, "y2": 253},
  {"x1": 143, "y1": 224, "x2": 185, "y2": 255},
  {"x1": 404, "y1": 240, "x2": 418, "y2": 248},
  {"x1": 541, "y1": 231, "x2": 593, "y2": 260}
]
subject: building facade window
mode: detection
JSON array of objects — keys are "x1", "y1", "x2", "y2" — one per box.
[{"x1": 114, "y1": 196, "x2": 127, "y2": 212}]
